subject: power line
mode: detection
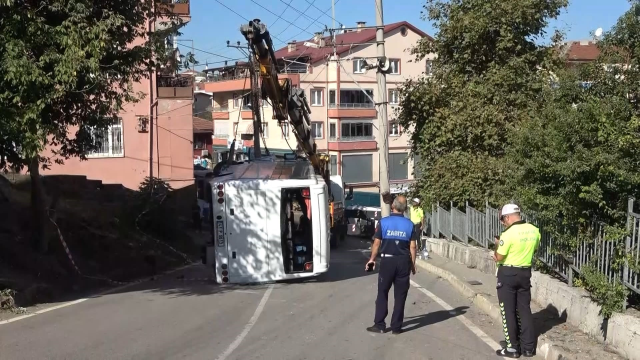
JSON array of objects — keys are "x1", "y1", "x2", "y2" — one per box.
[
  {"x1": 278, "y1": 0, "x2": 326, "y2": 29},
  {"x1": 303, "y1": 0, "x2": 343, "y2": 27},
  {"x1": 213, "y1": 0, "x2": 288, "y2": 45},
  {"x1": 249, "y1": 0, "x2": 314, "y2": 36},
  {"x1": 273, "y1": 1, "x2": 316, "y2": 38},
  {"x1": 272, "y1": 0, "x2": 294, "y2": 27},
  {"x1": 273, "y1": 0, "x2": 341, "y2": 47},
  {"x1": 175, "y1": 40, "x2": 237, "y2": 60}
]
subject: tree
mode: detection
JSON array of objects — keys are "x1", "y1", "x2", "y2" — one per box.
[
  {"x1": 509, "y1": 1, "x2": 640, "y2": 235},
  {"x1": 397, "y1": 0, "x2": 567, "y2": 207},
  {"x1": 0, "y1": 0, "x2": 194, "y2": 253}
]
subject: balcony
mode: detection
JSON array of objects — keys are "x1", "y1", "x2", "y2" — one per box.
[
  {"x1": 212, "y1": 105, "x2": 230, "y2": 119},
  {"x1": 157, "y1": 75, "x2": 193, "y2": 99},
  {"x1": 241, "y1": 106, "x2": 253, "y2": 120},
  {"x1": 158, "y1": 0, "x2": 190, "y2": 16},
  {"x1": 328, "y1": 103, "x2": 376, "y2": 118},
  {"x1": 328, "y1": 135, "x2": 377, "y2": 151},
  {"x1": 200, "y1": 73, "x2": 300, "y2": 93}
]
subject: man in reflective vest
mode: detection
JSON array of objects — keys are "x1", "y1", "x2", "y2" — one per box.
[
  {"x1": 493, "y1": 204, "x2": 540, "y2": 358},
  {"x1": 409, "y1": 198, "x2": 425, "y2": 249},
  {"x1": 365, "y1": 195, "x2": 417, "y2": 335}
]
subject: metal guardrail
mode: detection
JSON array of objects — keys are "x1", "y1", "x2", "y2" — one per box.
[{"x1": 426, "y1": 198, "x2": 640, "y2": 296}]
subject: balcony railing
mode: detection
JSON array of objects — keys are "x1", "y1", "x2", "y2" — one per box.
[
  {"x1": 278, "y1": 67, "x2": 307, "y2": 74},
  {"x1": 211, "y1": 105, "x2": 229, "y2": 112},
  {"x1": 213, "y1": 134, "x2": 230, "y2": 139},
  {"x1": 328, "y1": 103, "x2": 375, "y2": 109},
  {"x1": 158, "y1": 0, "x2": 190, "y2": 16},
  {"x1": 205, "y1": 74, "x2": 248, "y2": 83},
  {"x1": 329, "y1": 135, "x2": 375, "y2": 142},
  {"x1": 157, "y1": 75, "x2": 193, "y2": 98}
]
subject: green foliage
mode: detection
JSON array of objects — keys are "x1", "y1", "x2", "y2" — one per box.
[
  {"x1": 130, "y1": 177, "x2": 179, "y2": 241},
  {"x1": 397, "y1": 0, "x2": 567, "y2": 206},
  {"x1": 580, "y1": 265, "x2": 628, "y2": 319},
  {"x1": 404, "y1": 0, "x2": 640, "y2": 315},
  {"x1": 0, "y1": 0, "x2": 195, "y2": 170}
]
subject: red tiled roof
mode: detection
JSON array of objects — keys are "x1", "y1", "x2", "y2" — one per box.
[
  {"x1": 193, "y1": 117, "x2": 213, "y2": 133},
  {"x1": 274, "y1": 21, "x2": 433, "y2": 64},
  {"x1": 562, "y1": 41, "x2": 600, "y2": 62}
]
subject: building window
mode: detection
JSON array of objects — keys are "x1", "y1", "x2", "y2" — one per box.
[
  {"x1": 389, "y1": 59, "x2": 400, "y2": 75},
  {"x1": 88, "y1": 118, "x2": 124, "y2": 157},
  {"x1": 214, "y1": 121, "x2": 230, "y2": 138},
  {"x1": 389, "y1": 152, "x2": 408, "y2": 181},
  {"x1": 311, "y1": 122, "x2": 323, "y2": 139},
  {"x1": 342, "y1": 154, "x2": 373, "y2": 183},
  {"x1": 426, "y1": 60, "x2": 434, "y2": 76},
  {"x1": 413, "y1": 154, "x2": 421, "y2": 177},
  {"x1": 388, "y1": 89, "x2": 399, "y2": 104},
  {"x1": 341, "y1": 122, "x2": 374, "y2": 140},
  {"x1": 353, "y1": 58, "x2": 366, "y2": 74},
  {"x1": 339, "y1": 89, "x2": 374, "y2": 108},
  {"x1": 233, "y1": 94, "x2": 240, "y2": 108},
  {"x1": 329, "y1": 89, "x2": 336, "y2": 106},
  {"x1": 241, "y1": 93, "x2": 251, "y2": 110},
  {"x1": 389, "y1": 122, "x2": 400, "y2": 136},
  {"x1": 329, "y1": 123, "x2": 337, "y2": 139},
  {"x1": 400, "y1": 26, "x2": 408, "y2": 37},
  {"x1": 330, "y1": 155, "x2": 338, "y2": 175},
  {"x1": 194, "y1": 135, "x2": 206, "y2": 149},
  {"x1": 261, "y1": 122, "x2": 269, "y2": 138},
  {"x1": 310, "y1": 89, "x2": 323, "y2": 106},
  {"x1": 280, "y1": 122, "x2": 290, "y2": 139}
]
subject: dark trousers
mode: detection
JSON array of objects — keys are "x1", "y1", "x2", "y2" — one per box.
[
  {"x1": 374, "y1": 256, "x2": 411, "y2": 331},
  {"x1": 413, "y1": 223, "x2": 422, "y2": 249},
  {"x1": 497, "y1": 266, "x2": 536, "y2": 352}
]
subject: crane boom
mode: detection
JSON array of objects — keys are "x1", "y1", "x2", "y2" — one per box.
[{"x1": 240, "y1": 19, "x2": 330, "y2": 186}]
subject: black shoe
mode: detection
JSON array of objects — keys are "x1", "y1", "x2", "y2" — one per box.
[
  {"x1": 521, "y1": 350, "x2": 535, "y2": 357},
  {"x1": 495, "y1": 348, "x2": 521, "y2": 358},
  {"x1": 366, "y1": 325, "x2": 384, "y2": 334},
  {"x1": 391, "y1": 329, "x2": 403, "y2": 335}
]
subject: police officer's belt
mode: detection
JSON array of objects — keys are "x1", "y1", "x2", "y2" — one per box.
[{"x1": 501, "y1": 264, "x2": 531, "y2": 269}]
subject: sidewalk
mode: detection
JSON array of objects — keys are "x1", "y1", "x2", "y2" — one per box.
[{"x1": 416, "y1": 253, "x2": 625, "y2": 360}]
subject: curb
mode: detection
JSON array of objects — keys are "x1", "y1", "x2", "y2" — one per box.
[{"x1": 416, "y1": 258, "x2": 570, "y2": 360}]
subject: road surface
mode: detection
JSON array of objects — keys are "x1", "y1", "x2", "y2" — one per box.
[{"x1": 0, "y1": 238, "x2": 517, "y2": 360}]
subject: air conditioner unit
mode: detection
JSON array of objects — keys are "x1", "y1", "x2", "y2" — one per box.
[
  {"x1": 136, "y1": 116, "x2": 149, "y2": 132},
  {"x1": 201, "y1": 150, "x2": 209, "y2": 156}
]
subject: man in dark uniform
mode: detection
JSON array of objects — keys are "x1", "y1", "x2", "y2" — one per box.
[
  {"x1": 365, "y1": 195, "x2": 417, "y2": 334},
  {"x1": 493, "y1": 204, "x2": 540, "y2": 358}
]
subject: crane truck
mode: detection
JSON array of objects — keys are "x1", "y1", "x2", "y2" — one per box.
[{"x1": 202, "y1": 19, "x2": 352, "y2": 284}]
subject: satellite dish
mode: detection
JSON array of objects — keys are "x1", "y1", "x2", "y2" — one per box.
[{"x1": 595, "y1": 27, "x2": 603, "y2": 38}]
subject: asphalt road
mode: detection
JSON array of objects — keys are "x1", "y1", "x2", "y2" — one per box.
[{"x1": 0, "y1": 238, "x2": 516, "y2": 360}]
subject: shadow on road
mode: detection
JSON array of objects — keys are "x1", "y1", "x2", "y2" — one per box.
[
  {"x1": 402, "y1": 306, "x2": 470, "y2": 333},
  {"x1": 86, "y1": 236, "x2": 376, "y2": 300}
]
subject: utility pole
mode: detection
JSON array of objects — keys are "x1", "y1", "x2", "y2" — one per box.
[
  {"x1": 248, "y1": 50, "x2": 262, "y2": 159},
  {"x1": 375, "y1": 0, "x2": 391, "y2": 217}
]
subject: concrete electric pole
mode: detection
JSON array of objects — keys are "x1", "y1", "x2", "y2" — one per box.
[{"x1": 375, "y1": 0, "x2": 391, "y2": 217}]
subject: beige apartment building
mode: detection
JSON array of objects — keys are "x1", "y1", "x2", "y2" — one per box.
[
  {"x1": 44, "y1": 2, "x2": 194, "y2": 192},
  {"x1": 196, "y1": 21, "x2": 434, "y2": 206}
]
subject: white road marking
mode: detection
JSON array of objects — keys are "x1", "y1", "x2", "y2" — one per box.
[
  {"x1": 410, "y1": 280, "x2": 501, "y2": 350},
  {"x1": 215, "y1": 283, "x2": 274, "y2": 360},
  {"x1": 0, "y1": 263, "x2": 196, "y2": 326}
]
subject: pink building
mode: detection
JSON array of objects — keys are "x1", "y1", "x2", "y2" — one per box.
[{"x1": 44, "y1": 2, "x2": 194, "y2": 191}]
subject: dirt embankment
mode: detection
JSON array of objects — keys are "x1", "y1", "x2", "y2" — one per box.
[{"x1": 0, "y1": 174, "x2": 202, "y2": 311}]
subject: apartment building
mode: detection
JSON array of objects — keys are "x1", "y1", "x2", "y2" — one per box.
[
  {"x1": 197, "y1": 21, "x2": 434, "y2": 206},
  {"x1": 44, "y1": 2, "x2": 194, "y2": 191}
]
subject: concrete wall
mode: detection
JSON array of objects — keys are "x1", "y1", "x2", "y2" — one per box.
[{"x1": 426, "y1": 237, "x2": 640, "y2": 360}]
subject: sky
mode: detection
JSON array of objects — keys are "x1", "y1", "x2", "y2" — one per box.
[{"x1": 178, "y1": 0, "x2": 634, "y2": 70}]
